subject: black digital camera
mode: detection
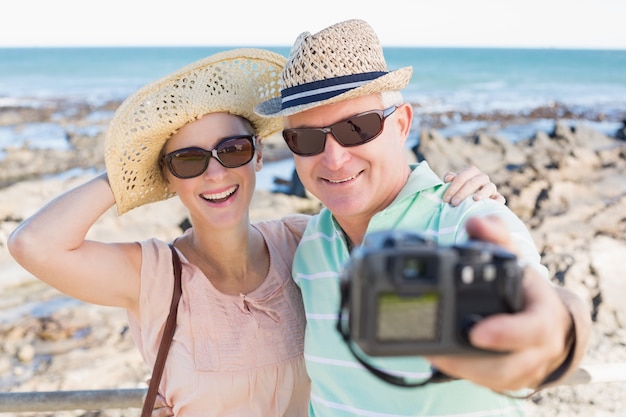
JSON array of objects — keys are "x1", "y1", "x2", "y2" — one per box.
[{"x1": 338, "y1": 230, "x2": 524, "y2": 357}]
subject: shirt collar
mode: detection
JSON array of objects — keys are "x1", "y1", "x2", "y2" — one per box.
[{"x1": 392, "y1": 161, "x2": 443, "y2": 204}]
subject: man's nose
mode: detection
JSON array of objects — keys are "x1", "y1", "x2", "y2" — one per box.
[{"x1": 321, "y1": 132, "x2": 350, "y2": 168}]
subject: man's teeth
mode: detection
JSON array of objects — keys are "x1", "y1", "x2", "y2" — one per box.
[
  {"x1": 328, "y1": 174, "x2": 357, "y2": 184},
  {"x1": 202, "y1": 185, "x2": 237, "y2": 201}
]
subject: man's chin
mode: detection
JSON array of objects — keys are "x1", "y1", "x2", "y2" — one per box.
[{"x1": 324, "y1": 199, "x2": 362, "y2": 218}]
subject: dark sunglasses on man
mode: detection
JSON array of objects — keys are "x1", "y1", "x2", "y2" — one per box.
[
  {"x1": 282, "y1": 105, "x2": 399, "y2": 156},
  {"x1": 162, "y1": 135, "x2": 256, "y2": 179}
]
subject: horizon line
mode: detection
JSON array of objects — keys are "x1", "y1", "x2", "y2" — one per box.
[{"x1": 2, "y1": 44, "x2": 626, "y2": 52}]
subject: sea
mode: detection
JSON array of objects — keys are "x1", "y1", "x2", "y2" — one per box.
[{"x1": 1, "y1": 46, "x2": 625, "y2": 188}]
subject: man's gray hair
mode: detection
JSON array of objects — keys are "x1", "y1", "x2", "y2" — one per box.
[{"x1": 380, "y1": 90, "x2": 404, "y2": 107}]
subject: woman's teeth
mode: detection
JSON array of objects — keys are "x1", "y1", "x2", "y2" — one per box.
[{"x1": 201, "y1": 185, "x2": 237, "y2": 202}]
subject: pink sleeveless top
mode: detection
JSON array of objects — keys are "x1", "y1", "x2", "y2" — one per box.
[{"x1": 127, "y1": 216, "x2": 310, "y2": 416}]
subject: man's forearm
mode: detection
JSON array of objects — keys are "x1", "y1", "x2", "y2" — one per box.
[{"x1": 539, "y1": 286, "x2": 592, "y2": 388}]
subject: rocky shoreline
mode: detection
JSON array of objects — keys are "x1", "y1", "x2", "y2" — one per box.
[{"x1": 1, "y1": 100, "x2": 625, "y2": 416}]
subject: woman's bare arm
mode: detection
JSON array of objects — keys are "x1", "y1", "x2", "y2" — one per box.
[{"x1": 8, "y1": 172, "x2": 141, "y2": 310}]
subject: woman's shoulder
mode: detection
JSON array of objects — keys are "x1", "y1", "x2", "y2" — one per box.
[
  {"x1": 255, "y1": 214, "x2": 311, "y2": 242},
  {"x1": 137, "y1": 238, "x2": 178, "y2": 279},
  {"x1": 138, "y1": 237, "x2": 170, "y2": 255}
]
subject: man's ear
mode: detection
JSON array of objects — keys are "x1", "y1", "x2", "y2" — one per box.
[{"x1": 395, "y1": 103, "x2": 413, "y2": 146}]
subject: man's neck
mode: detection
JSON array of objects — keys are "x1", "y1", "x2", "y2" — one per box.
[{"x1": 335, "y1": 219, "x2": 367, "y2": 250}]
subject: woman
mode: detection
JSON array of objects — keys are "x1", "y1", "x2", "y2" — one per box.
[{"x1": 8, "y1": 49, "x2": 502, "y2": 416}]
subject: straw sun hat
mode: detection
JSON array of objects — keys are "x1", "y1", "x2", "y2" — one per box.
[
  {"x1": 104, "y1": 48, "x2": 286, "y2": 215},
  {"x1": 254, "y1": 19, "x2": 413, "y2": 117}
]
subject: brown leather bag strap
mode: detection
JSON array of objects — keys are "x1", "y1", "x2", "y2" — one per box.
[{"x1": 141, "y1": 243, "x2": 183, "y2": 417}]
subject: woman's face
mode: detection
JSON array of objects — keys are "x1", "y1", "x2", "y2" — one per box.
[{"x1": 163, "y1": 113, "x2": 262, "y2": 230}]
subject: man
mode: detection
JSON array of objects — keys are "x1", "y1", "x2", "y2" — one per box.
[{"x1": 256, "y1": 19, "x2": 590, "y2": 416}]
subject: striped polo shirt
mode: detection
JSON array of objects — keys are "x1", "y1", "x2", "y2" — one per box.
[{"x1": 294, "y1": 162, "x2": 543, "y2": 417}]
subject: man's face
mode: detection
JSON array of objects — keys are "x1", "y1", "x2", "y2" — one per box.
[{"x1": 284, "y1": 94, "x2": 412, "y2": 233}]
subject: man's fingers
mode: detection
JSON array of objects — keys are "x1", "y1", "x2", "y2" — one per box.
[
  {"x1": 469, "y1": 310, "x2": 538, "y2": 351},
  {"x1": 465, "y1": 215, "x2": 511, "y2": 246}
]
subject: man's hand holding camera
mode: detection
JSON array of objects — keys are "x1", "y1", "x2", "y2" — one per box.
[{"x1": 424, "y1": 215, "x2": 589, "y2": 393}]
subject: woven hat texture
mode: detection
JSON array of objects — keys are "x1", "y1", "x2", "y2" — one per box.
[
  {"x1": 104, "y1": 48, "x2": 286, "y2": 214},
  {"x1": 255, "y1": 19, "x2": 413, "y2": 117}
]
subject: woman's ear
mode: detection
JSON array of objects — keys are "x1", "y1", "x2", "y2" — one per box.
[
  {"x1": 159, "y1": 155, "x2": 177, "y2": 195},
  {"x1": 254, "y1": 138, "x2": 263, "y2": 172},
  {"x1": 164, "y1": 175, "x2": 175, "y2": 194}
]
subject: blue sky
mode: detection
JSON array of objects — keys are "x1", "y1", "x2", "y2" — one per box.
[{"x1": 3, "y1": 0, "x2": 626, "y2": 49}]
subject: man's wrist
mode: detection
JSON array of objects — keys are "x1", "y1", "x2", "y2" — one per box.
[{"x1": 536, "y1": 311, "x2": 576, "y2": 389}]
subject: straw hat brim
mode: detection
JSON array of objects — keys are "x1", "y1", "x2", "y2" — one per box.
[
  {"x1": 104, "y1": 48, "x2": 286, "y2": 215},
  {"x1": 254, "y1": 66, "x2": 413, "y2": 117}
]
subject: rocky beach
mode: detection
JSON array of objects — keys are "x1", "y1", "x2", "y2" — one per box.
[{"x1": 1, "y1": 97, "x2": 625, "y2": 416}]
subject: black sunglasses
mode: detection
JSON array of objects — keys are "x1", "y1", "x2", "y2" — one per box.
[
  {"x1": 282, "y1": 105, "x2": 399, "y2": 156},
  {"x1": 162, "y1": 135, "x2": 255, "y2": 179}
]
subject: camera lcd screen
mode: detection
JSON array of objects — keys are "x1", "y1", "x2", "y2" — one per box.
[{"x1": 376, "y1": 292, "x2": 439, "y2": 342}]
